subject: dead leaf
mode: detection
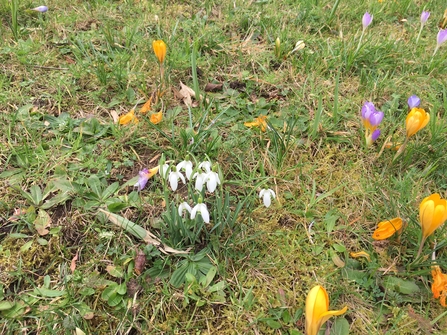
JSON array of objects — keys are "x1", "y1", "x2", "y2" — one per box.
[
  {"x1": 83, "y1": 312, "x2": 94, "y2": 320},
  {"x1": 8, "y1": 208, "x2": 27, "y2": 222},
  {"x1": 204, "y1": 83, "x2": 223, "y2": 92},
  {"x1": 70, "y1": 253, "x2": 78, "y2": 273},
  {"x1": 179, "y1": 81, "x2": 196, "y2": 107},
  {"x1": 134, "y1": 250, "x2": 146, "y2": 275},
  {"x1": 110, "y1": 110, "x2": 119, "y2": 123},
  {"x1": 34, "y1": 209, "x2": 51, "y2": 236}
]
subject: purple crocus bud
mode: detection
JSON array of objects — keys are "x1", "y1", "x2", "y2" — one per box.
[
  {"x1": 362, "y1": 12, "x2": 373, "y2": 30},
  {"x1": 407, "y1": 95, "x2": 421, "y2": 109},
  {"x1": 371, "y1": 129, "x2": 381, "y2": 141},
  {"x1": 361, "y1": 101, "x2": 376, "y2": 119},
  {"x1": 437, "y1": 29, "x2": 447, "y2": 46},
  {"x1": 134, "y1": 168, "x2": 150, "y2": 191},
  {"x1": 369, "y1": 111, "x2": 384, "y2": 126},
  {"x1": 31, "y1": 5, "x2": 48, "y2": 12},
  {"x1": 421, "y1": 11, "x2": 430, "y2": 25}
]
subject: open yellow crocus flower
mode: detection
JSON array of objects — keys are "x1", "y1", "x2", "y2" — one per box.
[
  {"x1": 406, "y1": 107, "x2": 430, "y2": 138},
  {"x1": 305, "y1": 285, "x2": 347, "y2": 335},
  {"x1": 244, "y1": 115, "x2": 268, "y2": 132},
  {"x1": 416, "y1": 193, "x2": 447, "y2": 257},
  {"x1": 152, "y1": 40, "x2": 167, "y2": 64},
  {"x1": 372, "y1": 217, "x2": 403, "y2": 240}
]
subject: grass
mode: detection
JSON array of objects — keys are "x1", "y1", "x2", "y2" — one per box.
[{"x1": 1, "y1": 0, "x2": 447, "y2": 334}]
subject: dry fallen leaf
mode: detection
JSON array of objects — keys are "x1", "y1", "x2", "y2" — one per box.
[
  {"x1": 110, "y1": 110, "x2": 119, "y2": 123},
  {"x1": 134, "y1": 250, "x2": 146, "y2": 275},
  {"x1": 204, "y1": 82, "x2": 223, "y2": 92},
  {"x1": 70, "y1": 252, "x2": 78, "y2": 273},
  {"x1": 8, "y1": 208, "x2": 27, "y2": 222},
  {"x1": 179, "y1": 81, "x2": 196, "y2": 107}
]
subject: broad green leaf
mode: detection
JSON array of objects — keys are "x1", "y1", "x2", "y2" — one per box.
[
  {"x1": 33, "y1": 287, "x2": 66, "y2": 297},
  {"x1": 0, "y1": 301, "x2": 15, "y2": 311},
  {"x1": 329, "y1": 317, "x2": 350, "y2": 335},
  {"x1": 203, "y1": 266, "x2": 217, "y2": 288},
  {"x1": 102, "y1": 182, "x2": 120, "y2": 200},
  {"x1": 41, "y1": 192, "x2": 71, "y2": 210},
  {"x1": 265, "y1": 319, "x2": 282, "y2": 329},
  {"x1": 383, "y1": 277, "x2": 420, "y2": 295},
  {"x1": 107, "y1": 292, "x2": 123, "y2": 307},
  {"x1": 106, "y1": 265, "x2": 124, "y2": 278},
  {"x1": 1, "y1": 301, "x2": 26, "y2": 318},
  {"x1": 101, "y1": 284, "x2": 118, "y2": 301},
  {"x1": 170, "y1": 262, "x2": 189, "y2": 288},
  {"x1": 117, "y1": 283, "x2": 127, "y2": 295},
  {"x1": 208, "y1": 281, "x2": 225, "y2": 293},
  {"x1": 9, "y1": 233, "x2": 30, "y2": 238},
  {"x1": 107, "y1": 202, "x2": 127, "y2": 213},
  {"x1": 29, "y1": 185, "x2": 43, "y2": 206},
  {"x1": 88, "y1": 175, "x2": 103, "y2": 197}
]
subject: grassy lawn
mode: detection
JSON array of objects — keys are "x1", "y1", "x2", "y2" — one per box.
[{"x1": 2, "y1": 0, "x2": 447, "y2": 334}]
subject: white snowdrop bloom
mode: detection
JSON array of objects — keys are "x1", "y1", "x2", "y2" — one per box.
[
  {"x1": 177, "y1": 160, "x2": 193, "y2": 180},
  {"x1": 259, "y1": 188, "x2": 276, "y2": 208},
  {"x1": 193, "y1": 172, "x2": 208, "y2": 191},
  {"x1": 190, "y1": 203, "x2": 210, "y2": 223},
  {"x1": 198, "y1": 161, "x2": 212, "y2": 173},
  {"x1": 178, "y1": 202, "x2": 192, "y2": 216},
  {"x1": 168, "y1": 170, "x2": 186, "y2": 191},
  {"x1": 159, "y1": 163, "x2": 170, "y2": 179},
  {"x1": 205, "y1": 171, "x2": 220, "y2": 193}
]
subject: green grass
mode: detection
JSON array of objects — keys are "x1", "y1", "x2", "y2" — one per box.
[{"x1": 2, "y1": 0, "x2": 447, "y2": 334}]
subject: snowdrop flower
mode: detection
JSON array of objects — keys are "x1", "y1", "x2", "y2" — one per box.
[
  {"x1": 191, "y1": 201, "x2": 210, "y2": 223},
  {"x1": 199, "y1": 161, "x2": 212, "y2": 173},
  {"x1": 168, "y1": 168, "x2": 185, "y2": 191},
  {"x1": 259, "y1": 188, "x2": 276, "y2": 208},
  {"x1": 134, "y1": 166, "x2": 159, "y2": 191},
  {"x1": 193, "y1": 172, "x2": 208, "y2": 191},
  {"x1": 159, "y1": 163, "x2": 170, "y2": 179},
  {"x1": 178, "y1": 202, "x2": 192, "y2": 216},
  {"x1": 205, "y1": 171, "x2": 220, "y2": 193},
  {"x1": 177, "y1": 159, "x2": 193, "y2": 180}
]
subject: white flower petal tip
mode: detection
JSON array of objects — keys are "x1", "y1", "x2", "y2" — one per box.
[
  {"x1": 191, "y1": 203, "x2": 210, "y2": 223},
  {"x1": 177, "y1": 160, "x2": 193, "y2": 180},
  {"x1": 259, "y1": 188, "x2": 276, "y2": 208}
]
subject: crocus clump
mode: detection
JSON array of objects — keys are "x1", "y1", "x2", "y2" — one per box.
[{"x1": 361, "y1": 101, "x2": 384, "y2": 146}]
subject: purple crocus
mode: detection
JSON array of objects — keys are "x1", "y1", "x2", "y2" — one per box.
[
  {"x1": 407, "y1": 95, "x2": 421, "y2": 109},
  {"x1": 437, "y1": 29, "x2": 447, "y2": 46},
  {"x1": 421, "y1": 11, "x2": 430, "y2": 24},
  {"x1": 133, "y1": 166, "x2": 159, "y2": 191},
  {"x1": 361, "y1": 101, "x2": 383, "y2": 146},
  {"x1": 362, "y1": 12, "x2": 373, "y2": 30},
  {"x1": 31, "y1": 5, "x2": 48, "y2": 12}
]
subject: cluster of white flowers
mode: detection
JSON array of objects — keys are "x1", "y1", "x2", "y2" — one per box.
[
  {"x1": 160, "y1": 159, "x2": 221, "y2": 193},
  {"x1": 178, "y1": 201, "x2": 210, "y2": 223}
]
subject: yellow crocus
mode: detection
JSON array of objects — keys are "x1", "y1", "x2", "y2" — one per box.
[
  {"x1": 244, "y1": 115, "x2": 268, "y2": 132},
  {"x1": 305, "y1": 285, "x2": 348, "y2": 335},
  {"x1": 417, "y1": 193, "x2": 447, "y2": 257},
  {"x1": 150, "y1": 111, "x2": 163, "y2": 125},
  {"x1": 152, "y1": 40, "x2": 167, "y2": 64},
  {"x1": 420, "y1": 193, "x2": 447, "y2": 239},
  {"x1": 372, "y1": 217, "x2": 403, "y2": 240},
  {"x1": 119, "y1": 109, "x2": 138, "y2": 125},
  {"x1": 406, "y1": 107, "x2": 430, "y2": 138},
  {"x1": 349, "y1": 251, "x2": 371, "y2": 262},
  {"x1": 432, "y1": 265, "x2": 447, "y2": 307}
]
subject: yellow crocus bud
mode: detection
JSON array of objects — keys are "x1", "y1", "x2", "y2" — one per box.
[
  {"x1": 305, "y1": 285, "x2": 347, "y2": 335},
  {"x1": 152, "y1": 40, "x2": 167, "y2": 64},
  {"x1": 372, "y1": 217, "x2": 403, "y2": 240},
  {"x1": 406, "y1": 107, "x2": 430, "y2": 137},
  {"x1": 420, "y1": 193, "x2": 447, "y2": 240}
]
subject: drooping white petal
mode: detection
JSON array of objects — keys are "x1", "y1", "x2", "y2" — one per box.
[
  {"x1": 199, "y1": 161, "x2": 212, "y2": 173},
  {"x1": 177, "y1": 160, "x2": 193, "y2": 180},
  {"x1": 191, "y1": 203, "x2": 210, "y2": 223},
  {"x1": 169, "y1": 172, "x2": 179, "y2": 191},
  {"x1": 263, "y1": 193, "x2": 272, "y2": 207},
  {"x1": 194, "y1": 172, "x2": 207, "y2": 191},
  {"x1": 178, "y1": 202, "x2": 192, "y2": 216},
  {"x1": 259, "y1": 188, "x2": 276, "y2": 208},
  {"x1": 206, "y1": 171, "x2": 220, "y2": 193}
]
